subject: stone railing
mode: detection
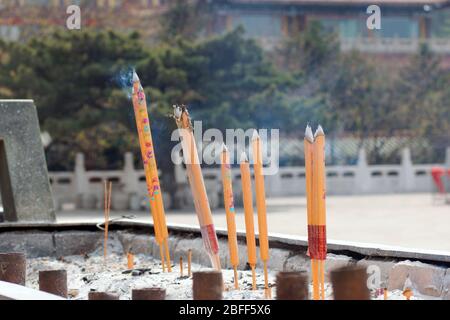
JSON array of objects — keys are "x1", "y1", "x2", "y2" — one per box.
[
  {"x1": 46, "y1": 146, "x2": 450, "y2": 211},
  {"x1": 341, "y1": 37, "x2": 450, "y2": 54}
]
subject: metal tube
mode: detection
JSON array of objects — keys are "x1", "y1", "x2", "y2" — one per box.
[
  {"x1": 132, "y1": 288, "x2": 166, "y2": 300},
  {"x1": 39, "y1": 270, "x2": 68, "y2": 298},
  {"x1": 276, "y1": 271, "x2": 309, "y2": 300},
  {"x1": 88, "y1": 292, "x2": 120, "y2": 300},
  {"x1": 0, "y1": 252, "x2": 26, "y2": 285},
  {"x1": 193, "y1": 271, "x2": 223, "y2": 300},
  {"x1": 330, "y1": 265, "x2": 370, "y2": 300}
]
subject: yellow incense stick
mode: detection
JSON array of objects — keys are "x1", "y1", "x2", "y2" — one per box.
[
  {"x1": 132, "y1": 71, "x2": 171, "y2": 272},
  {"x1": 174, "y1": 105, "x2": 221, "y2": 270},
  {"x1": 221, "y1": 144, "x2": 239, "y2": 290},
  {"x1": 240, "y1": 152, "x2": 258, "y2": 291},
  {"x1": 314, "y1": 126, "x2": 327, "y2": 300},
  {"x1": 252, "y1": 131, "x2": 270, "y2": 293},
  {"x1": 304, "y1": 125, "x2": 318, "y2": 299}
]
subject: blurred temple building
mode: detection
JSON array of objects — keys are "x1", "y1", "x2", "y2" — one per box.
[
  {"x1": 0, "y1": 0, "x2": 169, "y2": 42},
  {"x1": 3, "y1": 0, "x2": 450, "y2": 62},
  {"x1": 208, "y1": 0, "x2": 450, "y2": 66}
]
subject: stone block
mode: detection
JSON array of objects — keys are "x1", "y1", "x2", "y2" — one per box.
[
  {"x1": 0, "y1": 231, "x2": 54, "y2": 258},
  {"x1": 284, "y1": 254, "x2": 310, "y2": 272},
  {"x1": 264, "y1": 248, "x2": 290, "y2": 272},
  {"x1": 174, "y1": 237, "x2": 211, "y2": 267},
  {"x1": 0, "y1": 100, "x2": 55, "y2": 222},
  {"x1": 54, "y1": 231, "x2": 102, "y2": 257},
  {"x1": 118, "y1": 231, "x2": 154, "y2": 256},
  {"x1": 388, "y1": 260, "x2": 446, "y2": 297},
  {"x1": 443, "y1": 269, "x2": 450, "y2": 300},
  {"x1": 356, "y1": 258, "x2": 396, "y2": 287},
  {"x1": 324, "y1": 254, "x2": 353, "y2": 281}
]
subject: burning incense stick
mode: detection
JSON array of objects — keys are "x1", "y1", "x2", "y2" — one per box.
[
  {"x1": 103, "y1": 181, "x2": 112, "y2": 262},
  {"x1": 304, "y1": 125, "x2": 319, "y2": 299},
  {"x1": 173, "y1": 105, "x2": 221, "y2": 271},
  {"x1": 132, "y1": 71, "x2": 172, "y2": 272},
  {"x1": 240, "y1": 152, "x2": 257, "y2": 290},
  {"x1": 188, "y1": 249, "x2": 192, "y2": 277},
  {"x1": 220, "y1": 144, "x2": 240, "y2": 290},
  {"x1": 304, "y1": 125, "x2": 327, "y2": 300},
  {"x1": 251, "y1": 130, "x2": 270, "y2": 296},
  {"x1": 313, "y1": 126, "x2": 327, "y2": 300}
]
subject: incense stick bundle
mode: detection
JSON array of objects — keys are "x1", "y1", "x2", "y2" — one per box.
[
  {"x1": 103, "y1": 181, "x2": 112, "y2": 262},
  {"x1": 304, "y1": 125, "x2": 327, "y2": 300},
  {"x1": 252, "y1": 131, "x2": 270, "y2": 297},
  {"x1": 173, "y1": 105, "x2": 221, "y2": 271},
  {"x1": 220, "y1": 144, "x2": 240, "y2": 290},
  {"x1": 132, "y1": 71, "x2": 172, "y2": 272},
  {"x1": 240, "y1": 152, "x2": 258, "y2": 290}
]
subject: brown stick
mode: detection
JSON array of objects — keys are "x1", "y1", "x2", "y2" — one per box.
[
  {"x1": 187, "y1": 249, "x2": 192, "y2": 277},
  {"x1": 263, "y1": 260, "x2": 270, "y2": 298},
  {"x1": 164, "y1": 239, "x2": 172, "y2": 272},
  {"x1": 233, "y1": 266, "x2": 239, "y2": 290},
  {"x1": 251, "y1": 265, "x2": 257, "y2": 290},
  {"x1": 127, "y1": 252, "x2": 134, "y2": 270},
  {"x1": 159, "y1": 244, "x2": 166, "y2": 272},
  {"x1": 180, "y1": 256, "x2": 183, "y2": 277}
]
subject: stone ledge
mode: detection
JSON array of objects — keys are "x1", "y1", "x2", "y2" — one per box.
[{"x1": 1, "y1": 226, "x2": 450, "y2": 299}]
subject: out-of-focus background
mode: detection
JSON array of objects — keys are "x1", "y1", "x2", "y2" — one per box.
[{"x1": 0, "y1": 0, "x2": 449, "y2": 250}]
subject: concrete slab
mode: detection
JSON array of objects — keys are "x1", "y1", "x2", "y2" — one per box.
[{"x1": 0, "y1": 281, "x2": 65, "y2": 300}]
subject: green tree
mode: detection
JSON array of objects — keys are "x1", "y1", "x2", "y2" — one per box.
[
  {"x1": 159, "y1": 0, "x2": 212, "y2": 43},
  {"x1": 0, "y1": 30, "x2": 148, "y2": 170},
  {"x1": 277, "y1": 20, "x2": 339, "y2": 75},
  {"x1": 394, "y1": 44, "x2": 450, "y2": 162}
]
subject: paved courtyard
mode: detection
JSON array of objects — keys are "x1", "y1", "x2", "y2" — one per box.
[{"x1": 56, "y1": 193, "x2": 450, "y2": 252}]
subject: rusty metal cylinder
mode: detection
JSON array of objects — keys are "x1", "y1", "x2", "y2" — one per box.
[
  {"x1": 276, "y1": 271, "x2": 309, "y2": 300},
  {"x1": 193, "y1": 271, "x2": 223, "y2": 300},
  {"x1": 39, "y1": 270, "x2": 68, "y2": 298},
  {"x1": 0, "y1": 252, "x2": 26, "y2": 285},
  {"x1": 132, "y1": 288, "x2": 166, "y2": 300},
  {"x1": 330, "y1": 265, "x2": 370, "y2": 300},
  {"x1": 88, "y1": 292, "x2": 120, "y2": 300}
]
